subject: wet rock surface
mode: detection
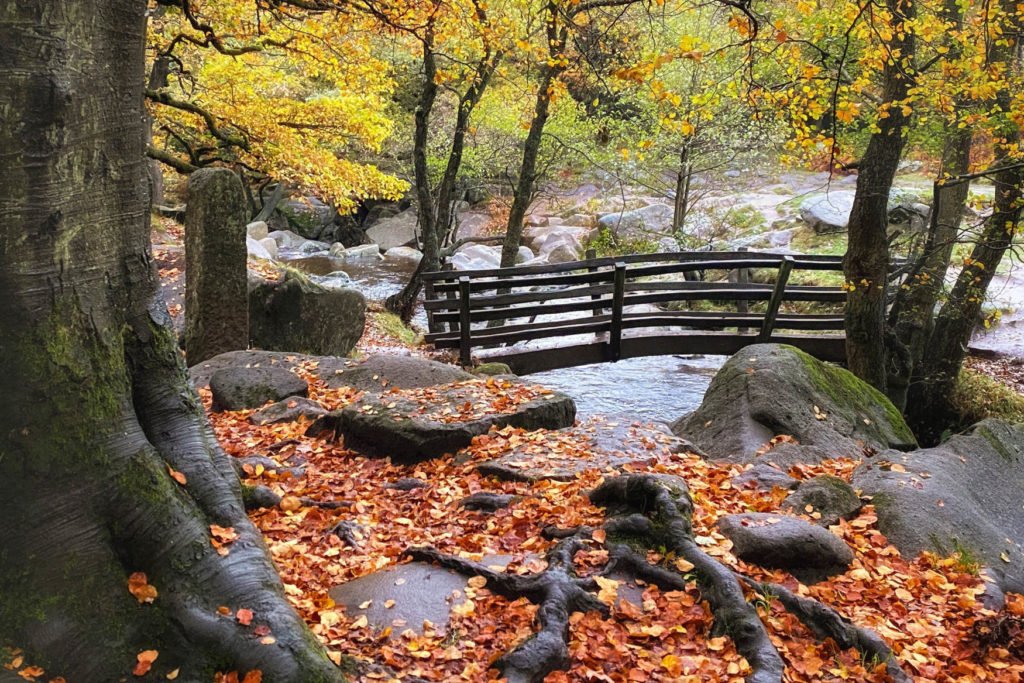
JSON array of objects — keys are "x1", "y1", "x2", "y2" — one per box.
[{"x1": 718, "y1": 512, "x2": 854, "y2": 583}]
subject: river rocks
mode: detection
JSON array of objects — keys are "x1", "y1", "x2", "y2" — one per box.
[
  {"x1": 384, "y1": 246, "x2": 423, "y2": 265},
  {"x1": 717, "y1": 513, "x2": 853, "y2": 583},
  {"x1": 247, "y1": 221, "x2": 269, "y2": 240},
  {"x1": 267, "y1": 229, "x2": 308, "y2": 250},
  {"x1": 297, "y1": 239, "x2": 331, "y2": 255},
  {"x1": 452, "y1": 243, "x2": 501, "y2": 271},
  {"x1": 367, "y1": 208, "x2": 418, "y2": 250},
  {"x1": 598, "y1": 203, "x2": 673, "y2": 237},
  {"x1": 279, "y1": 196, "x2": 339, "y2": 240},
  {"x1": 330, "y1": 243, "x2": 381, "y2": 260},
  {"x1": 249, "y1": 271, "x2": 365, "y2": 357},
  {"x1": 209, "y1": 365, "x2": 309, "y2": 411},
  {"x1": 249, "y1": 397, "x2": 328, "y2": 425},
  {"x1": 851, "y1": 419, "x2": 1024, "y2": 594},
  {"x1": 782, "y1": 475, "x2": 862, "y2": 527},
  {"x1": 799, "y1": 188, "x2": 929, "y2": 234},
  {"x1": 799, "y1": 191, "x2": 855, "y2": 234},
  {"x1": 329, "y1": 556, "x2": 516, "y2": 636},
  {"x1": 673, "y1": 344, "x2": 917, "y2": 464},
  {"x1": 307, "y1": 379, "x2": 576, "y2": 463},
  {"x1": 477, "y1": 417, "x2": 692, "y2": 483},
  {"x1": 246, "y1": 236, "x2": 275, "y2": 261}
]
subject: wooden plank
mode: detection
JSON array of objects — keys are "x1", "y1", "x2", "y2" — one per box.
[
  {"x1": 423, "y1": 276, "x2": 440, "y2": 334},
  {"x1": 610, "y1": 262, "x2": 626, "y2": 361},
  {"x1": 444, "y1": 264, "x2": 459, "y2": 334},
  {"x1": 490, "y1": 333, "x2": 847, "y2": 375},
  {"x1": 458, "y1": 276, "x2": 472, "y2": 367},
  {"x1": 432, "y1": 318, "x2": 612, "y2": 349},
  {"x1": 759, "y1": 256, "x2": 794, "y2": 342}
]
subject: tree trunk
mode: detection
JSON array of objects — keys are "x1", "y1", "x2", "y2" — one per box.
[
  {"x1": 887, "y1": 129, "x2": 972, "y2": 408},
  {"x1": 500, "y1": 5, "x2": 566, "y2": 269},
  {"x1": 843, "y1": 0, "x2": 914, "y2": 394},
  {"x1": 672, "y1": 144, "x2": 693, "y2": 238},
  {"x1": 0, "y1": 3, "x2": 343, "y2": 680}
]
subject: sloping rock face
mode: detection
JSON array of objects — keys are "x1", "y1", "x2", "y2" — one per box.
[
  {"x1": 249, "y1": 272, "x2": 365, "y2": 357},
  {"x1": 718, "y1": 513, "x2": 853, "y2": 583},
  {"x1": 673, "y1": 344, "x2": 917, "y2": 464},
  {"x1": 208, "y1": 366, "x2": 308, "y2": 411},
  {"x1": 319, "y1": 354, "x2": 474, "y2": 391},
  {"x1": 852, "y1": 419, "x2": 1024, "y2": 594},
  {"x1": 477, "y1": 416, "x2": 696, "y2": 483},
  {"x1": 308, "y1": 379, "x2": 576, "y2": 463}
]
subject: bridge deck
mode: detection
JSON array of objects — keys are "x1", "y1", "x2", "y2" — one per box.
[{"x1": 423, "y1": 251, "x2": 858, "y2": 375}]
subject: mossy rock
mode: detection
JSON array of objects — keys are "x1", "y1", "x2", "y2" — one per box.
[
  {"x1": 782, "y1": 475, "x2": 862, "y2": 527},
  {"x1": 852, "y1": 419, "x2": 1024, "y2": 597},
  {"x1": 473, "y1": 362, "x2": 514, "y2": 377},
  {"x1": 672, "y1": 344, "x2": 916, "y2": 464}
]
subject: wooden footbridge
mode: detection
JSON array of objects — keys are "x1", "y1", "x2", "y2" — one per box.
[{"x1": 423, "y1": 251, "x2": 858, "y2": 375}]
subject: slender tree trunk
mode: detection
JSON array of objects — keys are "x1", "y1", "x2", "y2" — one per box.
[
  {"x1": 843, "y1": 0, "x2": 914, "y2": 393},
  {"x1": 672, "y1": 144, "x2": 693, "y2": 237},
  {"x1": 500, "y1": 5, "x2": 567, "y2": 268},
  {"x1": 0, "y1": 3, "x2": 342, "y2": 680},
  {"x1": 904, "y1": 0, "x2": 1022, "y2": 442},
  {"x1": 887, "y1": 129, "x2": 972, "y2": 408}
]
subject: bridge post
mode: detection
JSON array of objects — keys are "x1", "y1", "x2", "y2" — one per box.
[
  {"x1": 458, "y1": 276, "x2": 472, "y2": 367},
  {"x1": 585, "y1": 248, "x2": 602, "y2": 316},
  {"x1": 610, "y1": 262, "x2": 626, "y2": 361},
  {"x1": 759, "y1": 255, "x2": 794, "y2": 342},
  {"x1": 731, "y1": 246, "x2": 750, "y2": 333},
  {"x1": 443, "y1": 264, "x2": 459, "y2": 334}
]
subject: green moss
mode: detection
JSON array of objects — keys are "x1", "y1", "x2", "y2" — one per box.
[
  {"x1": 375, "y1": 311, "x2": 422, "y2": 346},
  {"x1": 950, "y1": 368, "x2": 1024, "y2": 429},
  {"x1": 786, "y1": 345, "x2": 915, "y2": 443},
  {"x1": 975, "y1": 423, "x2": 1015, "y2": 462}
]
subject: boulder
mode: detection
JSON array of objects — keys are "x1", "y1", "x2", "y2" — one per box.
[
  {"x1": 515, "y1": 246, "x2": 534, "y2": 264},
  {"x1": 367, "y1": 208, "x2": 418, "y2": 251},
  {"x1": 249, "y1": 397, "x2": 328, "y2": 425},
  {"x1": 544, "y1": 241, "x2": 582, "y2": 264},
  {"x1": 247, "y1": 221, "x2": 269, "y2": 240},
  {"x1": 673, "y1": 344, "x2": 917, "y2": 464},
  {"x1": 278, "y1": 196, "x2": 338, "y2": 240},
  {"x1": 258, "y1": 237, "x2": 279, "y2": 259},
  {"x1": 799, "y1": 188, "x2": 930, "y2": 234},
  {"x1": 331, "y1": 243, "x2": 381, "y2": 260},
  {"x1": 246, "y1": 236, "x2": 275, "y2": 261},
  {"x1": 782, "y1": 475, "x2": 862, "y2": 527},
  {"x1": 454, "y1": 244, "x2": 501, "y2": 268},
  {"x1": 852, "y1": 419, "x2": 1024, "y2": 594},
  {"x1": 473, "y1": 362, "x2": 513, "y2": 377},
  {"x1": 598, "y1": 203, "x2": 673, "y2": 237},
  {"x1": 308, "y1": 378, "x2": 576, "y2": 463},
  {"x1": 184, "y1": 168, "x2": 248, "y2": 365},
  {"x1": 297, "y1": 239, "x2": 330, "y2": 255},
  {"x1": 267, "y1": 229, "x2": 307, "y2": 250},
  {"x1": 309, "y1": 271, "x2": 352, "y2": 291},
  {"x1": 732, "y1": 463, "x2": 799, "y2": 492},
  {"x1": 209, "y1": 366, "x2": 309, "y2": 412},
  {"x1": 249, "y1": 271, "x2": 365, "y2": 357},
  {"x1": 319, "y1": 354, "x2": 474, "y2": 392},
  {"x1": 384, "y1": 246, "x2": 423, "y2": 265},
  {"x1": 477, "y1": 417, "x2": 693, "y2": 483},
  {"x1": 717, "y1": 513, "x2": 853, "y2": 583},
  {"x1": 191, "y1": 350, "x2": 353, "y2": 390}
]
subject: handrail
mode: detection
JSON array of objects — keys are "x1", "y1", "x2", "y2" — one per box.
[{"x1": 421, "y1": 250, "x2": 868, "y2": 370}]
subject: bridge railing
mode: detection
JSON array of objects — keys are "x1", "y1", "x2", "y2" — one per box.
[{"x1": 422, "y1": 251, "x2": 849, "y2": 371}]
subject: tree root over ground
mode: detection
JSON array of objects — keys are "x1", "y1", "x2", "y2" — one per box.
[{"x1": 410, "y1": 473, "x2": 910, "y2": 683}]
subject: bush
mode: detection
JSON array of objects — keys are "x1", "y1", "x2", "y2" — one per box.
[{"x1": 950, "y1": 368, "x2": 1024, "y2": 426}]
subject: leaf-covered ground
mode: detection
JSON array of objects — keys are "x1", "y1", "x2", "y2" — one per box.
[{"x1": 200, "y1": 342, "x2": 1024, "y2": 683}]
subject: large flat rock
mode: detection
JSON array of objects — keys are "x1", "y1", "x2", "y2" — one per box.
[
  {"x1": 852, "y1": 419, "x2": 1024, "y2": 595},
  {"x1": 718, "y1": 512, "x2": 853, "y2": 583},
  {"x1": 329, "y1": 557, "x2": 515, "y2": 635},
  {"x1": 477, "y1": 417, "x2": 695, "y2": 482},
  {"x1": 308, "y1": 378, "x2": 576, "y2": 463}
]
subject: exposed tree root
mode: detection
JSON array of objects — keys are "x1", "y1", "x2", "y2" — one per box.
[
  {"x1": 329, "y1": 520, "x2": 365, "y2": 548},
  {"x1": 460, "y1": 491, "x2": 520, "y2": 512},
  {"x1": 738, "y1": 576, "x2": 912, "y2": 683},
  {"x1": 406, "y1": 538, "x2": 608, "y2": 683},
  {"x1": 410, "y1": 473, "x2": 911, "y2": 683}
]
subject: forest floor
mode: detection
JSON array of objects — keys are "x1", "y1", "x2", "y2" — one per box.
[
  {"x1": 198, "y1": 318, "x2": 1024, "y2": 683},
  {"x1": 139, "y1": 214, "x2": 1024, "y2": 682}
]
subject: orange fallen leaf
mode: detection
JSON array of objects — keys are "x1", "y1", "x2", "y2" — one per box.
[
  {"x1": 127, "y1": 572, "x2": 158, "y2": 604},
  {"x1": 236, "y1": 608, "x2": 254, "y2": 626},
  {"x1": 133, "y1": 650, "x2": 158, "y2": 677}
]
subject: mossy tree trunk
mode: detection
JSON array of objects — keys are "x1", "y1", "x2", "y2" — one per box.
[{"x1": 0, "y1": 2, "x2": 342, "y2": 680}]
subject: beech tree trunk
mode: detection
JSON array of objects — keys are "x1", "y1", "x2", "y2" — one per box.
[
  {"x1": 0, "y1": 3, "x2": 342, "y2": 680},
  {"x1": 843, "y1": 0, "x2": 914, "y2": 394}
]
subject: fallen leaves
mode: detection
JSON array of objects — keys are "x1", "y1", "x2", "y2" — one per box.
[
  {"x1": 127, "y1": 572, "x2": 159, "y2": 604},
  {"x1": 210, "y1": 525, "x2": 239, "y2": 556},
  {"x1": 133, "y1": 650, "x2": 158, "y2": 677},
  {"x1": 196, "y1": 362, "x2": 1024, "y2": 683}
]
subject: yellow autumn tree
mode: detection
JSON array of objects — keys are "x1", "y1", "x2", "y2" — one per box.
[{"x1": 147, "y1": 0, "x2": 407, "y2": 212}]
